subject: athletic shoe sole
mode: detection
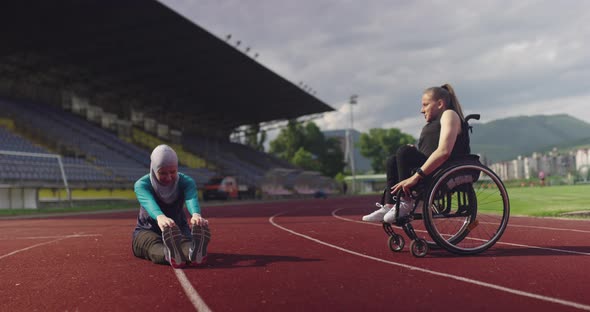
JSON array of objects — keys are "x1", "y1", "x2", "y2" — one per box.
[
  {"x1": 189, "y1": 224, "x2": 211, "y2": 266},
  {"x1": 162, "y1": 225, "x2": 187, "y2": 268}
]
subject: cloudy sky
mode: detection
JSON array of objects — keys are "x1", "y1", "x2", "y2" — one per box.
[{"x1": 160, "y1": 0, "x2": 590, "y2": 138}]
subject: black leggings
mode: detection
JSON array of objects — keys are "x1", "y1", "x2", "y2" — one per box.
[
  {"x1": 384, "y1": 145, "x2": 427, "y2": 205},
  {"x1": 132, "y1": 230, "x2": 192, "y2": 265}
]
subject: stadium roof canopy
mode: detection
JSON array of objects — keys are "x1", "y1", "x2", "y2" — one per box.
[{"x1": 0, "y1": 0, "x2": 334, "y2": 137}]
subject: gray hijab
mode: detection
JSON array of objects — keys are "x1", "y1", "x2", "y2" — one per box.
[{"x1": 149, "y1": 144, "x2": 179, "y2": 204}]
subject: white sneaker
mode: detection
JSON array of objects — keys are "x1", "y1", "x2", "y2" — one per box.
[
  {"x1": 383, "y1": 198, "x2": 414, "y2": 223},
  {"x1": 362, "y1": 203, "x2": 392, "y2": 222}
]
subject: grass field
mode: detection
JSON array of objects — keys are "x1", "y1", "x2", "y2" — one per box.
[
  {"x1": 0, "y1": 202, "x2": 136, "y2": 217},
  {"x1": 1, "y1": 184, "x2": 589, "y2": 218},
  {"x1": 507, "y1": 184, "x2": 590, "y2": 217}
]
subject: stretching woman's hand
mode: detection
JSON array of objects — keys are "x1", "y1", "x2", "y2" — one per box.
[
  {"x1": 190, "y1": 213, "x2": 209, "y2": 227},
  {"x1": 156, "y1": 215, "x2": 176, "y2": 231}
]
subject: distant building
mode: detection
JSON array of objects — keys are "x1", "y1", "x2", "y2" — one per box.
[
  {"x1": 576, "y1": 148, "x2": 590, "y2": 181},
  {"x1": 489, "y1": 148, "x2": 578, "y2": 181},
  {"x1": 323, "y1": 129, "x2": 372, "y2": 174},
  {"x1": 576, "y1": 148, "x2": 590, "y2": 171}
]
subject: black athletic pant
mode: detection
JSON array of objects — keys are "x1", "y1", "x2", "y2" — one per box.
[
  {"x1": 384, "y1": 145, "x2": 427, "y2": 205},
  {"x1": 132, "y1": 230, "x2": 192, "y2": 265}
]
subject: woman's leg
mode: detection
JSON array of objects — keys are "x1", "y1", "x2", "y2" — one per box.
[
  {"x1": 132, "y1": 230, "x2": 167, "y2": 264},
  {"x1": 384, "y1": 155, "x2": 400, "y2": 205},
  {"x1": 396, "y1": 145, "x2": 427, "y2": 181},
  {"x1": 133, "y1": 228, "x2": 195, "y2": 266},
  {"x1": 382, "y1": 145, "x2": 428, "y2": 223},
  {"x1": 363, "y1": 154, "x2": 399, "y2": 222}
]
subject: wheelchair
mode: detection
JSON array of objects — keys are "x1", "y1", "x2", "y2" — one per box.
[{"x1": 381, "y1": 114, "x2": 510, "y2": 257}]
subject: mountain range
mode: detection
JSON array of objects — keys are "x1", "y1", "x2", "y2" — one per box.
[{"x1": 468, "y1": 114, "x2": 590, "y2": 163}]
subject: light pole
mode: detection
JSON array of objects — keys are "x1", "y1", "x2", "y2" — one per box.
[{"x1": 349, "y1": 94, "x2": 357, "y2": 193}]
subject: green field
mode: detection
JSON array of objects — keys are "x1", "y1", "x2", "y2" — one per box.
[
  {"x1": 1, "y1": 184, "x2": 589, "y2": 218},
  {"x1": 507, "y1": 184, "x2": 590, "y2": 217},
  {"x1": 0, "y1": 202, "x2": 137, "y2": 217}
]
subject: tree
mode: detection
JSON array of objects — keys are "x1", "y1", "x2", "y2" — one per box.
[
  {"x1": 359, "y1": 128, "x2": 415, "y2": 173},
  {"x1": 269, "y1": 120, "x2": 305, "y2": 161},
  {"x1": 321, "y1": 137, "x2": 345, "y2": 177},
  {"x1": 302, "y1": 122, "x2": 325, "y2": 158},
  {"x1": 291, "y1": 147, "x2": 321, "y2": 171},
  {"x1": 244, "y1": 123, "x2": 266, "y2": 152},
  {"x1": 269, "y1": 120, "x2": 345, "y2": 176}
]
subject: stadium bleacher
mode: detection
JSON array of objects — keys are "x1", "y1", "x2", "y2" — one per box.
[
  {"x1": 0, "y1": 1, "x2": 340, "y2": 201},
  {"x1": 0, "y1": 119, "x2": 112, "y2": 186},
  {"x1": 0, "y1": 98, "x2": 217, "y2": 187},
  {"x1": 182, "y1": 136, "x2": 300, "y2": 187},
  {"x1": 1, "y1": 96, "x2": 340, "y2": 197}
]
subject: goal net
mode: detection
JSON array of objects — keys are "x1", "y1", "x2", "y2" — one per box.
[{"x1": 0, "y1": 150, "x2": 71, "y2": 204}]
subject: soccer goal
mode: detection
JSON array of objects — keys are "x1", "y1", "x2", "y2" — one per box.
[{"x1": 0, "y1": 150, "x2": 72, "y2": 204}]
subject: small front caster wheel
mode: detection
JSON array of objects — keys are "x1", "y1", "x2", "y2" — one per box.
[
  {"x1": 388, "y1": 234, "x2": 405, "y2": 252},
  {"x1": 410, "y1": 238, "x2": 429, "y2": 257}
]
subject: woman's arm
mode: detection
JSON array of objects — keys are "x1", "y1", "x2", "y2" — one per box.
[
  {"x1": 180, "y1": 173, "x2": 201, "y2": 215},
  {"x1": 180, "y1": 174, "x2": 208, "y2": 226},
  {"x1": 134, "y1": 176, "x2": 165, "y2": 219},
  {"x1": 391, "y1": 110, "x2": 461, "y2": 195},
  {"x1": 418, "y1": 110, "x2": 461, "y2": 176},
  {"x1": 135, "y1": 176, "x2": 177, "y2": 230}
]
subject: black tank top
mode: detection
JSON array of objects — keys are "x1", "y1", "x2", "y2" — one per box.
[{"x1": 417, "y1": 110, "x2": 470, "y2": 158}]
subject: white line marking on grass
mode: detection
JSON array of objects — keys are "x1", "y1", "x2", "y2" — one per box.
[
  {"x1": 174, "y1": 269, "x2": 212, "y2": 312},
  {"x1": 494, "y1": 223, "x2": 590, "y2": 234},
  {"x1": 332, "y1": 208, "x2": 590, "y2": 256},
  {"x1": 270, "y1": 212, "x2": 590, "y2": 311}
]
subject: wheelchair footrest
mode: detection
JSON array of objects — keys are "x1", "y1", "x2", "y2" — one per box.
[
  {"x1": 382, "y1": 222, "x2": 396, "y2": 236},
  {"x1": 395, "y1": 215, "x2": 412, "y2": 226},
  {"x1": 402, "y1": 223, "x2": 418, "y2": 241}
]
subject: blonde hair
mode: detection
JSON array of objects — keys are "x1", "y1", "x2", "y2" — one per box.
[{"x1": 424, "y1": 83, "x2": 465, "y2": 121}]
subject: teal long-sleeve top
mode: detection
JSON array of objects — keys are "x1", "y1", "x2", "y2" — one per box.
[
  {"x1": 133, "y1": 173, "x2": 201, "y2": 238},
  {"x1": 134, "y1": 172, "x2": 201, "y2": 219}
]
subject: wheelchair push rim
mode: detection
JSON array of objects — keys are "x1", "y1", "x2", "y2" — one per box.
[{"x1": 423, "y1": 163, "x2": 510, "y2": 255}]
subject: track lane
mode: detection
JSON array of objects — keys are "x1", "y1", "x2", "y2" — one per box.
[
  {"x1": 271, "y1": 212, "x2": 590, "y2": 311},
  {"x1": 0, "y1": 215, "x2": 200, "y2": 312},
  {"x1": 185, "y1": 200, "x2": 590, "y2": 311},
  {"x1": 2, "y1": 197, "x2": 590, "y2": 311},
  {"x1": 326, "y1": 205, "x2": 590, "y2": 309}
]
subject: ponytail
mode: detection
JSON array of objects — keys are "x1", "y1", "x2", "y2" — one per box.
[
  {"x1": 424, "y1": 83, "x2": 465, "y2": 121},
  {"x1": 441, "y1": 84, "x2": 465, "y2": 121}
]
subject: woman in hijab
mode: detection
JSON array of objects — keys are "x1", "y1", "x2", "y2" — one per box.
[{"x1": 132, "y1": 144, "x2": 210, "y2": 268}]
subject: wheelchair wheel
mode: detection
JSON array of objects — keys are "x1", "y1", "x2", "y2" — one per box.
[
  {"x1": 416, "y1": 199, "x2": 466, "y2": 250},
  {"x1": 388, "y1": 234, "x2": 405, "y2": 252},
  {"x1": 410, "y1": 238, "x2": 429, "y2": 257},
  {"x1": 423, "y1": 163, "x2": 509, "y2": 255}
]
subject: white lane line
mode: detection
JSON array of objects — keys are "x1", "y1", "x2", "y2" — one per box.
[
  {"x1": 335, "y1": 208, "x2": 590, "y2": 233},
  {"x1": 0, "y1": 234, "x2": 102, "y2": 240},
  {"x1": 270, "y1": 212, "x2": 590, "y2": 311},
  {"x1": 2, "y1": 232, "x2": 212, "y2": 311},
  {"x1": 332, "y1": 208, "x2": 590, "y2": 256},
  {"x1": 1, "y1": 237, "x2": 68, "y2": 260},
  {"x1": 174, "y1": 269, "x2": 212, "y2": 312},
  {"x1": 332, "y1": 208, "x2": 383, "y2": 225},
  {"x1": 0, "y1": 234, "x2": 102, "y2": 260}
]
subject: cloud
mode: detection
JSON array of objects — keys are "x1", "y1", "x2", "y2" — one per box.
[{"x1": 159, "y1": 0, "x2": 590, "y2": 139}]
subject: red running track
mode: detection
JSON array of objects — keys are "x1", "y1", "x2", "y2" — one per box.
[{"x1": 2, "y1": 196, "x2": 590, "y2": 311}]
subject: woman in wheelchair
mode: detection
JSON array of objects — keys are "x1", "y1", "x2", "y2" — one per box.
[{"x1": 363, "y1": 83, "x2": 470, "y2": 223}]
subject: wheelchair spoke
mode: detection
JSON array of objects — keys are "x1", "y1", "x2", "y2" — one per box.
[{"x1": 423, "y1": 163, "x2": 510, "y2": 255}]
